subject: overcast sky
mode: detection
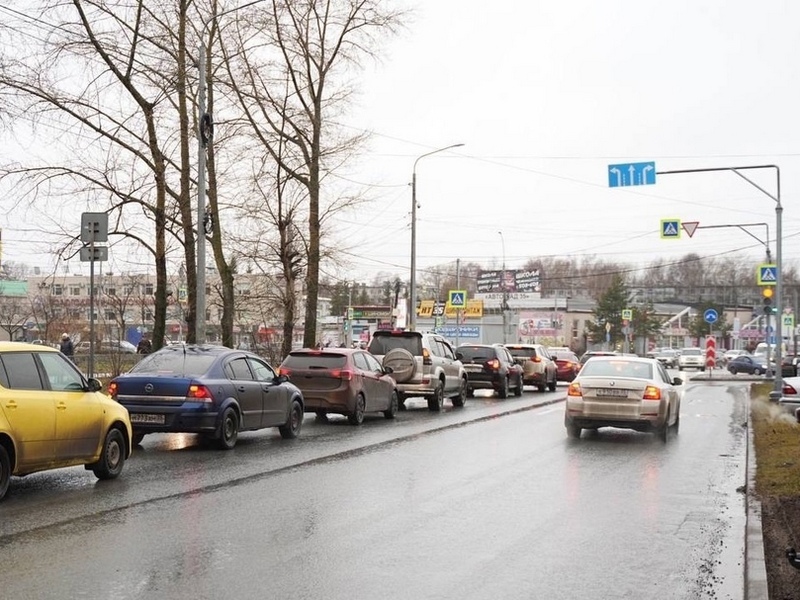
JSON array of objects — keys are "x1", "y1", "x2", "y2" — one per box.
[
  {"x1": 2, "y1": 0, "x2": 800, "y2": 286},
  {"x1": 331, "y1": 0, "x2": 800, "y2": 284}
]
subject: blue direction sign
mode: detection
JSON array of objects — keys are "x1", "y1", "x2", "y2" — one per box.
[
  {"x1": 608, "y1": 161, "x2": 656, "y2": 187},
  {"x1": 704, "y1": 308, "x2": 718, "y2": 324}
]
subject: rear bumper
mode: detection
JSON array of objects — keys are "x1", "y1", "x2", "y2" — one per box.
[
  {"x1": 465, "y1": 373, "x2": 503, "y2": 390},
  {"x1": 301, "y1": 391, "x2": 354, "y2": 413},
  {"x1": 122, "y1": 404, "x2": 219, "y2": 434},
  {"x1": 565, "y1": 413, "x2": 665, "y2": 432}
]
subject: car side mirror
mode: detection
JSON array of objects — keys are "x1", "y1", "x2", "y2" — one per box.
[
  {"x1": 88, "y1": 378, "x2": 102, "y2": 392},
  {"x1": 456, "y1": 352, "x2": 463, "y2": 360},
  {"x1": 277, "y1": 374, "x2": 289, "y2": 384},
  {"x1": 672, "y1": 377, "x2": 683, "y2": 386}
]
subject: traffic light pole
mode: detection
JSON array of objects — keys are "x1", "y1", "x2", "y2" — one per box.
[{"x1": 657, "y1": 165, "x2": 783, "y2": 395}]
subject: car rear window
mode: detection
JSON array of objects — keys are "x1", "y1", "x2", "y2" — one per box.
[
  {"x1": 554, "y1": 351, "x2": 579, "y2": 361},
  {"x1": 458, "y1": 346, "x2": 493, "y2": 361},
  {"x1": 368, "y1": 334, "x2": 422, "y2": 356},
  {"x1": 682, "y1": 348, "x2": 702, "y2": 356},
  {"x1": 129, "y1": 351, "x2": 217, "y2": 376},
  {"x1": 282, "y1": 353, "x2": 347, "y2": 369},
  {"x1": 506, "y1": 346, "x2": 537, "y2": 358},
  {"x1": 580, "y1": 360, "x2": 653, "y2": 379}
]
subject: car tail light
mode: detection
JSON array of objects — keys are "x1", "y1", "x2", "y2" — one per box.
[
  {"x1": 278, "y1": 367, "x2": 291, "y2": 377},
  {"x1": 783, "y1": 383, "x2": 798, "y2": 396},
  {"x1": 330, "y1": 369, "x2": 354, "y2": 381},
  {"x1": 531, "y1": 356, "x2": 542, "y2": 363},
  {"x1": 422, "y1": 348, "x2": 432, "y2": 366},
  {"x1": 643, "y1": 386, "x2": 661, "y2": 400},
  {"x1": 567, "y1": 382, "x2": 582, "y2": 397},
  {"x1": 187, "y1": 384, "x2": 214, "y2": 403},
  {"x1": 107, "y1": 381, "x2": 118, "y2": 398},
  {"x1": 486, "y1": 359, "x2": 500, "y2": 370}
]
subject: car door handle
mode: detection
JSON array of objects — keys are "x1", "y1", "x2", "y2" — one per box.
[
  {"x1": 57, "y1": 402, "x2": 67, "y2": 410},
  {"x1": 237, "y1": 386, "x2": 246, "y2": 392},
  {"x1": 5, "y1": 400, "x2": 17, "y2": 409}
]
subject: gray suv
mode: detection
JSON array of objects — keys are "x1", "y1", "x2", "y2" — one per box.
[{"x1": 368, "y1": 331, "x2": 468, "y2": 411}]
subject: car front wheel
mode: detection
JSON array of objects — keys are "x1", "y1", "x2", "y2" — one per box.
[
  {"x1": 383, "y1": 391, "x2": 398, "y2": 419},
  {"x1": 92, "y1": 428, "x2": 126, "y2": 479},
  {"x1": 451, "y1": 378, "x2": 467, "y2": 407},
  {"x1": 280, "y1": 399, "x2": 304, "y2": 439},
  {"x1": 428, "y1": 381, "x2": 444, "y2": 412}
]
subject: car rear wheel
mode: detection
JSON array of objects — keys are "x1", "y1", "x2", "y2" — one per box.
[
  {"x1": 383, "y1": 391, "x2": 398, "y2": 419},
  {"x1": 566, "y1": 421, "x2": 581, "y2": 439},
  {"x1": 92, "y1": 428, "x2": 126, "y2": 479},
  {"x1": 547, "y1": 373, "x2": 557, "y2": 392},
  {"x1": 0, "y1": 444, "x2": 11, "y2": 501},
  {"x1": 216, "y1": 407, "x2": 239, "y2": 449},
  {"x1": 451, "y1": 378, "x2": 467, "y2": 407},
  {"x1": 498, "y1": 376, "x2": 509, "y2": 399},
  {"x1": 657, "y1": 419, "x2": 669, "y2": 443},
  {"x1": 671, "y1": 411, "x2": 681, "y2": 433},
  {"x1": 280, "y1": 399, "x2": 304, "y2": 439},
  {"x1": 514, "y1": 374, "x2": 523, "y2": 397},
  {"x1": 348, "y1": 394, "x2": 366, "y2": 425},
  {"x1": 729, "y1": 367, "x2": 737, "y2": 374},
  {"x1": 427, "y1": 381, "x2": 444, "y2": 412}
]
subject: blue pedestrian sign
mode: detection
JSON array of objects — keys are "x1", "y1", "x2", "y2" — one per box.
[
  {"x1": 704, "y1": 308, "x2": 718, "y2": 324},
  {"x1": 660, "y1": 219, "x2": 681, "y2": 239},
  {"x1": 448, "y1": 290, "x2": 467, "y2": 308},
  {"x1": 757, "y1": 264, "x2": 778, "y2": 286},
  {"x1": 608, "y1": 161, "x2": 656, "y2": 187}
]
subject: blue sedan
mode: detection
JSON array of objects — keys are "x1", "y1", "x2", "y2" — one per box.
[
  {"x1": 726, "y1": 354, "x2": 769, "y2": 375},
  {"x1": 108, "y1": 345, "x2": 304, "y2": 448}
]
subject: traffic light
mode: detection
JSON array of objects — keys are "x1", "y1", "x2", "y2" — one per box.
[{"x1": 762, "y1": 287, "x2": 775, "y2": 315}]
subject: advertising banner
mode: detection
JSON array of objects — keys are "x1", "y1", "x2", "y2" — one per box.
[{"x1": 476, "y1": 269, "x2": 541, "y2": 293}]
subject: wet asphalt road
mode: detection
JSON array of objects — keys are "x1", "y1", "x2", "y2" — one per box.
[{"x1": 0, "y1": 376, "x2": 750, "y2": 600}]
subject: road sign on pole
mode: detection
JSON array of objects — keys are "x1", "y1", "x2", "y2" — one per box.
[
  {"x1": 758, "y1": 264, "x2": 778, "y2": 286},
  {"x1": 608, "y1": 162, "x2": 656, "y2": 187},
  {"x1": 704, "y1": 308, "x2": 719, "y2": 324},
  {"x1": 660, "y1": 219, "x2": 681, "y2": 239}
]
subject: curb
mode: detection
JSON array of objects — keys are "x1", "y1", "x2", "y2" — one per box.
[{"x1": 746, "y1": 404, "x2": 769, "y2": 599}]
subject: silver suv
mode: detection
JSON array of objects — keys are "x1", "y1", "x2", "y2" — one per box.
[{"x1": 368, "y1": 331, "x2": 468, "y2": 411}]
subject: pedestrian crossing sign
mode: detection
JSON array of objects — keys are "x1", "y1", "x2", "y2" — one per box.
[
  {"x1": 660, "y1": 219, "x2": 681, "y2": 239},
  {"x1": 758, "y1": 264, "x2": 778, "y2": 286},
  {"x1": 449, "y1": 290, "x2": 467, "y2": 308}
]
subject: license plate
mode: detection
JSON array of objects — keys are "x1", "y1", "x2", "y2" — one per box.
[
  {"x1": 130, "y1": 413, "x2": 165, "y2": 424},
  {"x1": 595, "y1": 388, "x2": 628, "y2": 398}
]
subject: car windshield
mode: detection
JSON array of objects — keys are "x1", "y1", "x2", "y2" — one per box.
[
  {"x1": 282, "y1": 353, "x2": 347, "y2": 369},
  {"x1": 457, "y1": 346, "x2": 493, "y2": 361},
  {"x1": 580, "y1": 360, "x2": 653, "y2": 379},
  {"x1": 367, "y1": 334, "x2": 422, "y2": 356},
  {"x1": 129, "y1": 350, "x2": 217, "y2": 376}
]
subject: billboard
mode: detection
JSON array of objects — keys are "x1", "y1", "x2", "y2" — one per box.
[{"x1": 476, "y1": 269, "x2": 541, "y2": 293}]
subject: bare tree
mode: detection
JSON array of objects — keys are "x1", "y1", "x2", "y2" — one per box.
[{"x1": 220, "y1": 0, "x2": 404, "y2": 348}]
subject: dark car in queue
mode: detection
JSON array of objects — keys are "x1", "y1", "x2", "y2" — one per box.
[
  {"x1": 726, "y1": 354, "x2": 768, "y2": 375},
  {"x1": 456, "y1": 344, "x2": 523, "y2": 398},
  {"x1": 552, "y1": 350, "x2": 581, "y2": 382},
  {"x1": 108, "y1": 345, "x2": 304, "y2": 449},
  {"x1": 278, "y1": 348, "x2": 398, "y2": 425}
]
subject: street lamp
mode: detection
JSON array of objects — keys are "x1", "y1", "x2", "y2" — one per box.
[
  {"x1": 498, "y1": 230, "x2": 508, "y2": 343},
  {"x1": 409, "y1": 143, "x2": 464, "y2": 331}
]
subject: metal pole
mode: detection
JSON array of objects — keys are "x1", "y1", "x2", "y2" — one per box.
[
  {"x1": 499, "y1": 231, "x2": 507, "y2": 344},
  {"x1": 455, "y1": 258, "x2": 461, "y2": 348},
  {"x1": 775, "y1": 179, "x2": 783, "y2": 393},
  {"x1": 409, "y1": 143, "x2": 464, "y2": 331},
  {"x1": 196, "y1": 45, "x2": 207, "y2": 344}
]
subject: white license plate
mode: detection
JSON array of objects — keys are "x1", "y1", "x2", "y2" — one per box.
[
  {"x1": 595, "y1": 388, "x2": 628, "y2": 398},
  {"x1": 130, "y1": 413, "x2": 165, "y2": 424}
]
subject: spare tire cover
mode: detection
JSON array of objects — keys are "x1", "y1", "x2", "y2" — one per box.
[{"x1": 383, "y1": 348, "x2": 416, "y2": 383}]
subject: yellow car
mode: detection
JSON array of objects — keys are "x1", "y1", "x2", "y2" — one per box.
[{"x1": 0, "y1": 342, "x2": 132, "y2": 501}]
